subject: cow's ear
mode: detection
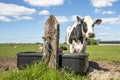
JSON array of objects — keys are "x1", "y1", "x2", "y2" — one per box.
[
  {"x1": 77, "y1": 16, "x2": 82, "y2": 22},
  {"x1": 94, "y1": 19, "x2": 102, "y2": 25}
]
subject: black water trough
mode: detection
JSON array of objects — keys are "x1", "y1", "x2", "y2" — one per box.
[
  {"x1": 59, "y1": 53, "x2": 89, "y2": 74},
  {"x1": 17, "y1": 52, "x2": 43, "y2": 69},
  {"x1": 17, "y1": 52, "x2": 89, "y2": 74}
]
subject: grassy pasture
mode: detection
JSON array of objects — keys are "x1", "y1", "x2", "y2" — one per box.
[
  {"x1": 0, "y1": 44, "x2": 120, "y2": 62},
  {"x1": 0, "y1": 44, "x2": 40, "y2": 58},
  {"x1": 87, "y1": 45, "x2": 120, "y2": 62},
  {"x1": 0, "y1": 44, "x2": 120, "y2": 80}
]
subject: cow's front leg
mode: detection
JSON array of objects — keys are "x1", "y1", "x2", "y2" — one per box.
[
  {"x1": 80, "y1": 39, "x2": 87, "y2": 53},
  {"x1": 69, "y1": 44, "x2": 74, "y2": 53}
]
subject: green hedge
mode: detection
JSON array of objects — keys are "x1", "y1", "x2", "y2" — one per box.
[{"x1": 87, "y1": 39, "x2": 98, "y2": 45}]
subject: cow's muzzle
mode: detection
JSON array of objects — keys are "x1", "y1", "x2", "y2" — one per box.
[{"x1": 88, "y1": 32, "x2": 95, "y2": 38}]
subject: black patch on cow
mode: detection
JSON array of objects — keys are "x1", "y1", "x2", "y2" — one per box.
[
  {"x1": 82, "y1": 22, "x2": 87, "y2": 33},
  {"x1": 69, "y1": 21, "x2": 88, "y2": 44},
  {"x1": 69, "y1": 23, "x2": 83, "y2": 44},
  {"x1": 69, "y1": 27, "x2": 77, "y2": 43}
]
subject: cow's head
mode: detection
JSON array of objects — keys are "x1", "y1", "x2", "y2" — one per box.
[{"x1": 76, "y1": 16, "x2": 102, "y2": 38}]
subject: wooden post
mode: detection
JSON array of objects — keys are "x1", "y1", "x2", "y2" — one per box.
[{"x1": 43, "y1": 15, "x2": 59, "y2": 69}]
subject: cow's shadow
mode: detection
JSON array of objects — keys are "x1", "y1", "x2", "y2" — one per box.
[{"x1": 88, "y1": 61, "x2": 109, "y2": 73}]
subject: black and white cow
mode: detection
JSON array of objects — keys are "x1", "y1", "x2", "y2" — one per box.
[{"x1": 66, "y1": 16, "x2": 102, "y2": 53}]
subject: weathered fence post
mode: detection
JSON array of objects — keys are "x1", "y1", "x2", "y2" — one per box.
[{"x1": 43, "y1": 15, "x2": 59, "y2": 69}]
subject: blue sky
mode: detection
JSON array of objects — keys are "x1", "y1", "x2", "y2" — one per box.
[{"x1": 0, "y1": 0, "x2": 120, "y2": 43}]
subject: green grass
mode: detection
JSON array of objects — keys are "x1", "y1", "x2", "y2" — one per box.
[
  {"x1": 0, "y1": 44, "x2": 120, "y2": 80},
  {"x1": 0, "y1": 62, "x2": 89, "y2": 80},
  {"x1": 0, "y1": 44, "x2": 41, "y2": 58},
  {"x1": 0, "y1": 44, "x2": 120, "y2": 62},
  {"x1": 87, "y1": 45, "x2": 120, "y2": 62}
]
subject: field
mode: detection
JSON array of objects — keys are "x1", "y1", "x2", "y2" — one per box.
[
  {"x1": 87, "y1": 45, "x2": 120, "y2": 62},
  {"x1": 0, "y1": 44, "x2": 120, "y2": 62},
  {"x1": 0, "y1": 44, "x2": 40, "y2": 58},
  {"x1": 0, "y1": 44, "x2": 120, "y2": 80}
]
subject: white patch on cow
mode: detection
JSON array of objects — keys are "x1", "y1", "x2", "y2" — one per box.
[
  {"x1": 74, "y1": 42, "x2": 82, "y2": 52},
  {"x1": 69, "y1": 44, "x2": 73, "y2": 53},
  {"x1": 69, "y1": 40, "x2": 85, "y2": 53},
  {"x1": 84, "y1": 16, "x2": 94, "y2": 38}
]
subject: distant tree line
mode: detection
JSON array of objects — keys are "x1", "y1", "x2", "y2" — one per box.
[{"x1": 87, "y1": 39, "x2": 98, "y2": 45}]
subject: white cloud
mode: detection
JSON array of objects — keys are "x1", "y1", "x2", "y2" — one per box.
[
  {"x1": 91, "y1": 0, "x2": 118, "y2": 8},
  {"x1": 71, "y1": 15, "x2": 78, "y2": 22},
  {"x1": 95, "y1": 8, "x2": 115, "y2": 15},
  {"x1": 0, "y1": 16, "x2": 11, "y2": 22},
  {"x1": 97, "y1": 33, "x2": 120, "y2": 40},
  {"x1": 55, "y1": 15, "x2": 83, "y2": 23},
  {"x1": 0, "y1": 3, "x2": 36, "y2": 16},
  {"x1": 94, "y1": 8, "x2": 102, "y2": 13},
  {"x1": 20, "y1": 16, "x2": 33, "y2": 20},
  {"x1": 24, "y1": 0, "x2": 64, "y2": 7},
  {"x1": 98, "y1": 33, "x2": 109, "y2": 36},
  {"x1": 0, "y1": 3, "x2": 36, "y2": 22},
  {"x1": 102, "y1": 16, "x2": 120, "y2": 24},
  {"x1": 38, "y1": 10, "x2": 50, "y2": 15},
  {"x1": 102, "y1": 10, "x2": 115, "y2": 15},
  {"x1": 56, "y1": 16, "x2": 69, "y2": 23},
  {"x1": 104, "y1": 27, "x2": 110, "y2": 30},
  {"x1": 14, "y1": 16, "x2": 33, "y2": 20}
]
